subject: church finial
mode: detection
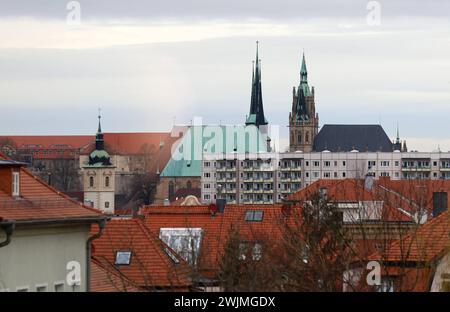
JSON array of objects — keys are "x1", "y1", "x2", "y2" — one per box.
[
  {"x1": 97, "y1": 108, "x2": 102, "y2": 133},
  {"x1": 396, "y1": 123, "x2": 400, "y2": 143}
]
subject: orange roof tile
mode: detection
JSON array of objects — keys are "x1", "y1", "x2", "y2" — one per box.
[
  {"x1": 91, "y1": 258, "x2": 142, "y2": 292},
  {"x1": 92, "y1": 218, "x2": 192, "y2": 289},
  {"x1": 142, "y1": 204, "x2": 287, "y2": 279},
  {"x1": 0, "y1": 154, "x2": 103, "y2": 222}
]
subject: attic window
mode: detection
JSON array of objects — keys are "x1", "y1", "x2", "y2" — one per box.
[
  {"x1": 115, "y1": 251, "x2": 132, "y2": 265},
  {"x1": 12, "y1": 171, "x2": 20, "y2": 197},
  {"x1": 245, "y1": 210, "x2": 264, "y2": 222},
  {"x1": 159, "y1": 228, "x2": 203, "y2": 265}
]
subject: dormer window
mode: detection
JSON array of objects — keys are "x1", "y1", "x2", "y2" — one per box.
[{"x1": 12, "y1": 171, "x2": 20, "y2": 197}]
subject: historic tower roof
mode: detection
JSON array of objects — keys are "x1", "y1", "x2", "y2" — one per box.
[
  {"x1": 295, "y1": 53, "x2": 312, "y2": 122},
  {"x1": 88, "y1": 114, "x2": 113, "y2": 167},
  {"x1": 245, "y1": 41, "x2": 268, "y2": 127}
]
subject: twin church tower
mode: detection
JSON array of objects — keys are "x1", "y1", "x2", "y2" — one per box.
[{"x1": 244, "y1": 42, "x2": 318, "y2": 152}]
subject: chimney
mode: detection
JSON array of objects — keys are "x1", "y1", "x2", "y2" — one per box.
[
  {"x1": 432, "y1": 192, "x2": 448, "y2": 217},
  {"x1": 216, "y1": 198, "x2": 226, "y2": 213}
]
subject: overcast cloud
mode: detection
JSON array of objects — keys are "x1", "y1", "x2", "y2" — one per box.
[{"x1": 0, "y1": 1, "x2": 449, "y2": 152}]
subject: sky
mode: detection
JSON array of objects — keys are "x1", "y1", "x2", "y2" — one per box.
[{"x1": 0, "y1": 0, "x2": 449, "y2": 152}]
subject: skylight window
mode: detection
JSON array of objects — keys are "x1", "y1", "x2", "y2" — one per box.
[
  {"x1": 115, "y1": 251, "x2": 132, "y2": 265},
  {"x1": 245, "y1": 210, "x2": 264, "y2": 222}
]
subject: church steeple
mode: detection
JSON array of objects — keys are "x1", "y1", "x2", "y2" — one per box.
[
  {"x1": 88, "y1": 112, "x2": 112, "y2": 166},
  {"x1": 95, "y1": 113, "x2": 105, "y2": 151},
  {"x1": 289, "y1": 50, "x2": 318, "y2": 153},
  {"x1": 300, "y1": 52, "x2": 308, "y2": 83},
  {"x1": 246, "y1": 41, "x2": 268, "y2": 127}
]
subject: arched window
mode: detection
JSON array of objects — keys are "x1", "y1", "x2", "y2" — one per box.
[
  {"x1": 298, "y1": 131, "x2": 302, "y2": 144},
  {"x1": 168, "y1": 181, "x2": 175, "y2": 199},
  {"x1": 187, "y1": 180, "x2": 192, "y2": 189},
  {"x1": 89, "y1": 176, "x2": 94, "y2": 187},
  {"x1": 105, "y1": 176, "x2": 110, "y2": 187},
  {"x1": 305, "y1": 131, "x2": 309, "y2": 143}
]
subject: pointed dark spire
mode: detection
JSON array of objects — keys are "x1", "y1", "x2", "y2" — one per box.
[
  {"x1": 295, "y1": 51, "x2": 311, "y2": 121},
  {"x1": 246, "y1": 41, "x2": 268, "y2": 127},
  {"x1": 95, "y1": 110, "x2": 105, "y2": 151},
  {"x1": 97, "y1": 112, "x2": 102, "y2": 133},
  {"x1": 300, "y1": 52, "x2": 307, "y2": 83}
]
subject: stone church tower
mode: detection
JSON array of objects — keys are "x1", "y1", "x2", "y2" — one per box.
[
  {"x1": 83, "y1": 115, "x2": 116, "y2": 214},
  {"x1": 289, "y1": 53, "x2": 319, "y2": 152}
]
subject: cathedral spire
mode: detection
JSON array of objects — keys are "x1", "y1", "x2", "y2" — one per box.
[
  {"x1": 300, "y1": 52, "x2": 307, "y2": 83},
  {"x1": 246, "y1": 41, "x2": 268, "y2": 127}
]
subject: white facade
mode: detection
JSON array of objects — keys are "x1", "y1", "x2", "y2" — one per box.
[
  {"x1": 83, "y1": 167, "x2": 115, "y2": 214},
  {"x1": 201, "y1": 151, "x2": 450, "y2": 204}
]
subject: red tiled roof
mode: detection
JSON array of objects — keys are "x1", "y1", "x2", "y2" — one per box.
[
  {"x1": 0, "y1": 154, "x2": 103, "y2": 222},
  {"x1": 1, "y1": 132, "x2": 175, "y2": 155},
  {"x1": 92, "y1": 218, "x2": 192, "y2": 290},
  {"x1": 91, "y1": 257, "x2": 142, "y2": 292},
  {"x1": 142, "y1": 204, "x2": 287, "y2": 279},
  {"x1": 287, "y1": 178, "x2": 450, "y2": 222},
  {"x1": 370, "y1": 210, "x2": 450, "y2": 263}
]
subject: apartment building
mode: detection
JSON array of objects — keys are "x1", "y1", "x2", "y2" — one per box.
[{"x1": 201, "y1": 151, "x2": 450, "y2": 204}]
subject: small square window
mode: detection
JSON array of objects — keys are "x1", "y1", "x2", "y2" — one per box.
[
  {"x1": 115, "y1": 251, "x2": 132, "y2": 265},
  {"x1": 245, "y1": 210, "x2": 264, "y2": 222}
]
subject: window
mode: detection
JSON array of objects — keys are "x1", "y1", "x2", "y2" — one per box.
[
  {"x1": 54, "y1": 282, "x2": 64, "y2": 292},
  {"x1": 204, "y1": 183, "x2": 210, "y2": 189},
  {"x1": 245, "y1": 210, "x2": 264, "y2": 222},
  {"x1": 105, "y1": 176, "x2": 110, "y2": 187},
  {"x1": 368, "y1": 161, "x2": 376, "y2": 169},
  {"x1": 16, "y1": 286, "x2": 29, "y2": 292},
  {"x1": 239, "y1": 242, "x2": 263, "y2": 261},
  {"x1": 305, "y1": 161, "x2": 309, "y2": 167},
  {"x1": 324, "y1": 161, "x2": 331, "y2": 167},
  {"x1": 204, "y1": 161, "x2": 210, "y2": 167},
  {"x1": 89, "y1": 176, "x2": 94, "y2": 187},
  {"x1": 323, "y1": 172, "x2": 331, "y2": 178},
  {"x1": 105, "y1": 201, "x2": 110, "y2": 209},
  {"x1": 378, "y1": 278, "x2": 394, "y2": 292},
  {"x1": 187, "y1": 180, "x2": 192, "y2": 189},
  {"x1": 203, "y1": 194, "x2": 210, "y2": 200},
  {"x1": 313, "y1": 161, "x2": 320, "y2": 167},
  {"x1": 159, "y1": 228, "x2": 203, "y2": 265},
  {"x1": 204, "y1": 172, "x2": 211, "y2": 178},
  {"x1": 36, "y1": 284, "x2": 47, "y2": 292},
  {"x1": 12, "y1": 171, "x2": 20, "y2": 196},
  {"x1": 395, "y1": 161, "x2": 399, "y2": 166},
  {"x1": 168, "y1": 181, "x2": 175, "y2": 198},
  {"x1": 342, "y1": 172, "x2": 346, "y2": 178},
  {"x1": 380, "y1": 161, "x2": 390, "y2": 167},
  {"x1": 115, "y1": 251, "x2": 132, "y2": 265}
]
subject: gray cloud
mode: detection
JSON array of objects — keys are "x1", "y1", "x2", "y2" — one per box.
[{"x1": 0, "y1": 0, "x2": 450, "y2": 20}]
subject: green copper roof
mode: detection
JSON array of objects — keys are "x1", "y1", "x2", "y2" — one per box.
[{"x1": 161, "y1": 125, "x2": 269, "y2": 177}]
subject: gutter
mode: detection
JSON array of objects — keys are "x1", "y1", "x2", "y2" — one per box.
[
  {"x1": 0, "y1": 221, "x2": 15, "y2": 248},
  {"x1": 86, "y1": 217, "x2": 107, "y2": 292}
]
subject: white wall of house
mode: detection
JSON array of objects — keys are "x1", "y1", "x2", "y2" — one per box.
[
  {"x1": 430, "y1": 251, "x2": 450, "y2": 292},
  {"x1": 0, "y1": 224, "x2": 90, "y2": 292}
]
